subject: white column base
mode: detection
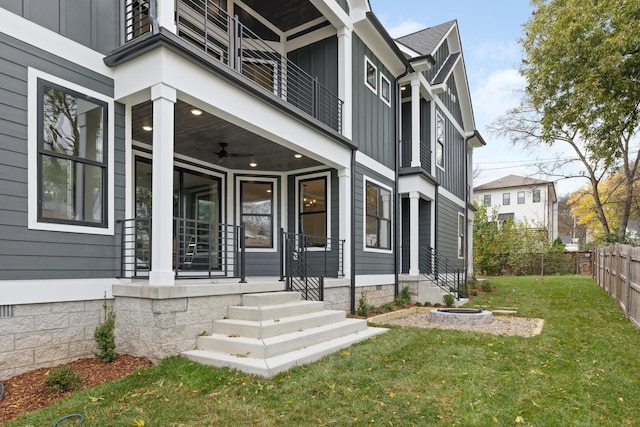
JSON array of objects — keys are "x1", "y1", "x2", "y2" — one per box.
[{"x1": 149, "y1": 270, "x2": 176, "y2": 286}]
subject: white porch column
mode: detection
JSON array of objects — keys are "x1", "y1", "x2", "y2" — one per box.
[
  {"x1": 409, "y1": 191, "x2": 420, "y2": 276},
  {"x1": 410, "y1": 79, "x2": 421, "y2": 168},
  {"x1": 337, "y1": 27, "x2": 352, "y2": 139},
  {"x1": 338, "y1": 167, "x2": 351, "y2": 278},
  {"x1": 155, "y1": 0, "x2": 177, "y2": 34},
  {"x1": 149, "y1": 83, "x2": 176, "y2": 286}
]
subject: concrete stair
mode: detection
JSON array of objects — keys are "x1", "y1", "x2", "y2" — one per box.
[{"x1": 182, "y1": 291, "x2": 387, "y2": 377}]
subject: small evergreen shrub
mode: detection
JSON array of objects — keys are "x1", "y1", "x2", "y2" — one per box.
[
  {"x1": 94, "y1": 294, "x2": 117, "y2": 363},
  {"x1": 424, "y1": 301, "x2": 432, "y2": 307},
  {"x1": 443, "y1": 294, "x2": 455, "y2": 307},
  {"x1": 481, "y1": 281, "x2": 493, "y2": 293},
  {"x1": 45, "y1": 365, "x2": 81, "y2": 392},
  {"x1": 434, "y1": 303, "x2": 441, "y2": 307},
  {"x1": 383, "y1": 302, "x2": 394, "y2": 312},
  {"x1": 357, "y1": 291, "x2": 370, "y2": 317},
  {"x1": 395, "y1": 285, "x2": 411, "y2": 306}
]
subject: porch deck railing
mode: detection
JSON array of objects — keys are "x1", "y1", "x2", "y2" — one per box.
[
  {"x1": 419, "y1": 245, "x2": 468, "y2": 299},
  {"x1": 280, "y1": 230, "x2": 346, "y2": 301},
  {"x1": 118, "y1": 217, "x2": 245, "y2": 280},
  {"x1": 399, "y1": 140, "x2": 431, "y2": 173},
  {"x1": 124, "y1": 0, "x2": 343, "y2": 133}
]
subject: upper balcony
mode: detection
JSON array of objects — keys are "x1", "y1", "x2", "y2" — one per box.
[{"x1": 123, "y1": 0, "x2": 343, "y2": 133}]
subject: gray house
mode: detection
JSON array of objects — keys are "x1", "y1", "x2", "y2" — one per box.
[{"x1": 0, "y1": 0, "x2": 484, "y2": 378}]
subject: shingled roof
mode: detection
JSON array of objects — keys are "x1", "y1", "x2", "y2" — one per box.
[
  {"x1": 474, "y1": 174, "x2": 553, "y2": 191},
  {"x1": 395, "y1": 20, "x2": 456, "y2": 56}
]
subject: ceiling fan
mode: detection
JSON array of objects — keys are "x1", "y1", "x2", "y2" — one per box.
[{"x1": 215, "y1": 143, "x2": 253, "y2": 161}]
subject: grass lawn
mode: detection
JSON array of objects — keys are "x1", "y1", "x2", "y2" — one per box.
[{"x1": 6, "y1": 275, "x2": 640, "y2": 426}]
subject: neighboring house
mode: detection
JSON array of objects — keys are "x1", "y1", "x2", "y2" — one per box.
[
  {"x1": 0, "y1": 0, "x2": 483, "y2": 378},
  {"x1": 473, "y1": 175, "x2": 558, "y2": 240}
]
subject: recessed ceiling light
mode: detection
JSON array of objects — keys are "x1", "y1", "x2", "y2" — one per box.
[
  {"x1": 190, "y1": 108, "x2": 203, "y2": 116},
  {"x1": 142, "y1": 125, "x2": 153, "y2": 132},
  {"x1": 249, "y1": 162, "x2": 257, "y2": 167},
  {"x1": 294, "y1": 153, "x2": 303, "y2": 159}
]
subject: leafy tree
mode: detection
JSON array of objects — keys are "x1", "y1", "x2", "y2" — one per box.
[{"x1": 491, "y1": 0, "x2": 640, "y2": 242}]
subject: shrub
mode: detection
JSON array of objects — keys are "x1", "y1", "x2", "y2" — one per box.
[
  {"x1": 45, "y1": 365, "x2": 81, "y2": 392},
  {"x1": 383, "y1": 302, "x2": 394, "y2": 312},
  {"x1": 424, "y1": 301, "x2": 432, "y2": 307},
  {"x1": 357, "y1": 291, "x2": 370, "y2": 317},
  {"x1": 481, "y1": 281, "x2": 493, "y2": 293},
  {"x1": 395, "y1": 285, "x2": 411, "y2": 306},
  {"x1": 443, "y1": 294, "x2": 455, "y2": 307},
  {"x1": 433, "y1": 303, "x2": 441, "y2": 307},
  {"x1": 94, "y1": 294, "x2": 117, "y2": 363}
]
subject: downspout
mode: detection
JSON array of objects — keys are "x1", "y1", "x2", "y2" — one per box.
[
  {"x1": 350, "y1": 148, "x2": 357, "y2": 314},
  {"x1": 393, "y1": 65, "x2": 411, "y2": 298}
]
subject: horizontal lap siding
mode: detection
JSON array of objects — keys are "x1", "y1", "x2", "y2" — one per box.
[
  {"x1": 354, "y1": 165, "x2": 394, "y2": 275},
  {"x1": 0, "y1": 33, "x2": 125, "y2": 280}
]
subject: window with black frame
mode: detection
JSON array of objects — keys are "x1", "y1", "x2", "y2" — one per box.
[
  {"x1": 38, "y1": 79, "x2": 108, "y2": 227},
  {"x1": 365, "y1": 181, "x2": 391, "y2": 250},
  {"x1": 241, "y1": 181, "x2": 273, "y2": 248},
  {"x1": 299, "y1": 177, "x2": 327, "y2": 247}
]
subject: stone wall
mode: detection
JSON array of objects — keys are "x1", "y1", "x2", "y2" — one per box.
[{"x1": 0, "y1": 300, "x2": 106, "y2": 380}]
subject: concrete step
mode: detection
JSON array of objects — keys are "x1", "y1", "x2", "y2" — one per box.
[
  {"x1": 182, "y1": 326, "x2": 388, "y2": 377},
  {"x1": 241, "y1": 291, "x2": 301, "y2": 306},
  {"x1": 227, "y1": 300, "x2": 324, "y2": 321},
  {"x1": 213, "y1": 309, "x2": 346, "y2": 339}
]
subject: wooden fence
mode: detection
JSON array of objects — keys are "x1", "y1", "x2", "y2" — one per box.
[{"x1": 594, "y1": 244, "x2": 640, "y2": 328}]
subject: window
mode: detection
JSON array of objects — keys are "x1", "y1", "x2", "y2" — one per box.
[
  {"x1": 458, "y1": 213, "x2": 464, "y2": 259},
  {"x1": 38, "y1": 79, "x2": 108, "y2": 227},
  {"x1": 483, "y1": 195, "x2": 491, "y2": 207},
  {"x1": 241, "y1": 181, "x2": 273, "y2": 248},
  {"x1": 380, "y1": 74, "x2": 391, "y2": 106},
  {"x1": 503, "y1": 192, "x2": 510, "y2": 205},
  {"x1": 299, "y1": 177, "x2": 327, "y2": 247},
  {"x1": 365, "y1": 181, "x2": 391, "y2": 250},
  {"x1": 436, "y1": 112, "x2": 445, "y2": 168},
  {"x1": 497, "y1": 213, "x2": 514, "y2": 224},
  {"x1": 533, "y1": 189, "x2": 541, "y2": 203},
  {"x1": 364, "y1": 56, "x2": 377, "y2": 93},
  {"x1": 517, "y1": 191, "x2": 525, "y2": 204}
]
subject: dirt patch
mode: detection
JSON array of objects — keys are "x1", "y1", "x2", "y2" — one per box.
[{"x1": 0, "y1": 354, "x2": 151, "y2": 424}]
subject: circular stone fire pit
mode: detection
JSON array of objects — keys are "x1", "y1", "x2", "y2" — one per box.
[{"x1": 430, "y1": 308, "x2": 493, "y2": 325}]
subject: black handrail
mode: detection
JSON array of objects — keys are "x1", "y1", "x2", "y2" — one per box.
[{"x1": 419, "y1": 245, "x2": 468, "y2": 299}]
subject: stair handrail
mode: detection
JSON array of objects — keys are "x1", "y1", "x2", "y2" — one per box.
[
  {"x1": 281, "y1": 229, "x2": 333, "y2": 301},
  {"x1": 419, "y1": 245, "x2": 468, "y2": 299}
]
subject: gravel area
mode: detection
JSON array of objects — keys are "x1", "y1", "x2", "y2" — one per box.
[{"x1": 378, "y1": 312, "x2": 544, "y2": 337}]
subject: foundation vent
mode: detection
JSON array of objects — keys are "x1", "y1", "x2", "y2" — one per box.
[{"x1": 0, "y1": 305, "x2": 13, "y2": 318}]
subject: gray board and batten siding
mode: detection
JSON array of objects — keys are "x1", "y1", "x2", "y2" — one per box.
[
  {"x1": 435, "y1": 106, "x2": 466, "y2": 201},
  {"x1": 351, "y1": 34, "x2": 395, "y2": 170},
  {"x1": 0, "y1": 1, "x2": 122, "y2": 55},
  {"x1": 436, "y1": 196, "x2": 463, "y2": 268},
  {"x1": 353, "y1": 164, "x2": 394, "y2": 276},
  {"x1": 0, "y1": 32, "x2": 125, "y2": 280},
  {"x1": 287, "y1": 35, "x2": 338, "y2": 104}
]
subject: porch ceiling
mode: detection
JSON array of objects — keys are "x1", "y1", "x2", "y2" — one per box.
[
  {"x1": 242, "y1": 0, "x2": 323, "y2": 32},
  {"x1": 132, "y1": 100, "x2": 323, "y2": 171}
]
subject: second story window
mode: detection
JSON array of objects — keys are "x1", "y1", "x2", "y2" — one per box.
[
  {"x1": 436, "y1": 112, "x2": 445, "y2": 169},
  {"x1": 533, "y1": 189, "x2": 541, "y2": 203},
  {"x1": 503, "y1": 192, "x2": 510, "y2": 205},
  {"x1": 365, "y1": 56, "x2": 377, "y2": 94},
  {"x1": 380, "y1": 74, "x2": 391, "y2": 106},
  {"x1": 517, "y1": 191, "x2": 525, "y2": 204},
  {"x1": 484, "y1": 195, "x2": 491, "y2": 207}
]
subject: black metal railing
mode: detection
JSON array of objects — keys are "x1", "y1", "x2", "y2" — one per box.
[
  {"x1": 419, "y1": 245, "x2": 467, "y2": 299},
  {"x1": 118, "y1": 217, "x2": 245, "y2": 280},
  {"x1": 399, "y1": 140, "x2": 431, "y2": 172},
  {"x1": 124, "y1": 0, "x2": 343, "y2": 132},
  {"x1": 280, "y1": 230, "x2": 345, "y2": 300}
]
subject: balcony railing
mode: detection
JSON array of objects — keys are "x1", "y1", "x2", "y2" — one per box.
[
  {"x1": 399, "y1": 140, "x2": 431, "y2": 172},
  {"x1": 124, "y1": 0, "x2": 343, "y2": 133}
]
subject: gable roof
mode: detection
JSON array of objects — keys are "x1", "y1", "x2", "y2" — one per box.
[
  {"x1": 474, "y1": 175, "x2": 553, "y2": 191},
  {"x1": 395, "y1": 20, "x2": 456, "y2": 56}
]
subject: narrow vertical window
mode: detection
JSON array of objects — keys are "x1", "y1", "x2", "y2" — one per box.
[
  {"x1": 458, "y1": 213, "x2": 465, "y2": 259},
  {"x1": 38, "y1": 80, "x2": 108, "y2": 227},
  {"x1": 299, "y1": 177, "x2": 327, "y2": 247},
  {"x1": 483, "y1": 195, "x2": 491, "y2": 207},
  {"x1": 517, "y1": 191, "x2": 525, "y2": 204},
  {"x1": 380, "y1": 74, "x2": 391, "y2": 106},
  {"x1": 436, "y1": 111, "x2": 445, "y2": 168},
  {"x1": 241, "y1": 181, "x2": 273, "y2": 248},
  {"x1": 364, "y1": 56, "x2": 377, "y2": 93},
  {"x1": 366, "y1": 181, "x2": 391, "y2": 250},
  {"x1": 533, "y1": 189, "x2": 541, "y2": 203},
  {"x1": 503, "y1": 192, "x2": 510, "y2": 205}
]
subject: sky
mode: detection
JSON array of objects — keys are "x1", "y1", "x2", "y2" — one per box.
[{"x1": 369, "y1": 0, "x2": 584, "y2": 197}]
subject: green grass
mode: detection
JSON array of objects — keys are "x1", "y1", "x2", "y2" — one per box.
[{"x1": 7, "y1": 276, "x2": 640, "y2": 426}]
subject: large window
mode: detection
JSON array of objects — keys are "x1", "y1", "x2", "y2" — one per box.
[
  {"x1": 436, "y1": 112, "x2": 445, "y2": 168},
  {"x1": 365, "y1": 181, "x2": 391, "y2": 250},
  {"x1": 38, "y1": 80, "x2": 108, "y2": 227},
  {"x1": 241, "y1": 181, "x2": 273, "y2": 248},
  {"x1": 299, "y1": 177, "x2": 327, "y2": 247}
]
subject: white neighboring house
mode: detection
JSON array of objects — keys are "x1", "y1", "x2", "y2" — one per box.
[{"x1": 473, "y1": 175, "x2": 558, "y2": 241}]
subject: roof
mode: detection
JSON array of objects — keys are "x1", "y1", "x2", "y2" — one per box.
[
  {"x1": 474, "y1": 175, "x2": 554, "y2": 191},
  {"x1": 395, "y1": 20, "x2": 456, "y2": 56}
]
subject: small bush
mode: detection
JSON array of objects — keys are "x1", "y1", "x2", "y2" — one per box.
[
  {"x1": 94, "y1": 294, "x2": 117, "y2": 363},
  {"x1": 443, "y1": 294, "x2": 455, "y2": 307},
  {"x1": 481, "y1": 281, "x2": 493, "y2": 293},
  {"x1": 383, "y1": 302, "x2": 394, "y2": 312},
  {"x1": 415, "y1": 302, "x2": 423, "y2": 307},
  {"x1": 395, "y1": 285, "x2": 411, "y2": 306},
  {"x1": 45, "y1": 365, "x2": 81, "y2": 392},
  {"x1": 434, "y1": 303, "x2": 441, "y2": 307},
  {"x1": 357, "y1": 291, "x2": 370, "y2": 317},
  {"x1": 424, "y1": 301, "x2": 432, "y2": 307}
]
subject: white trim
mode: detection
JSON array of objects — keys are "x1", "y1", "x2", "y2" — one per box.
[
  {"x1": 363, "y1": 176, "x2": 393, "y2": 254},
  {"x1": 355, "y1": 274, "x2": 395, "y2": 286},
  {"x1": 379, "y1": 73, "x2": 391, "y2": 107},
  {"x1": 236, "y1": 176, "x2": 279, "y2": 253},
  {"x1": 355, "y1": 151, "x2": 395, "y2": 181},
  {"x1": 439, "y1": 187, "x2": 465, "y2": 209},
  {"x1": 27, "y1": 68, "x2": 115, "y2": 235},
  {"x1": 364, "y1": 55, "x2": 377, "y2": 94},
  {"x1": 294, "y1": 171, "x2": 332, "y2": 251},
  {"x1": 0, "y1": 8, "x2": 112, "y2": 77},
  {"x1": 0, "y1": 278, "x2": 118, "y2": 305}
]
